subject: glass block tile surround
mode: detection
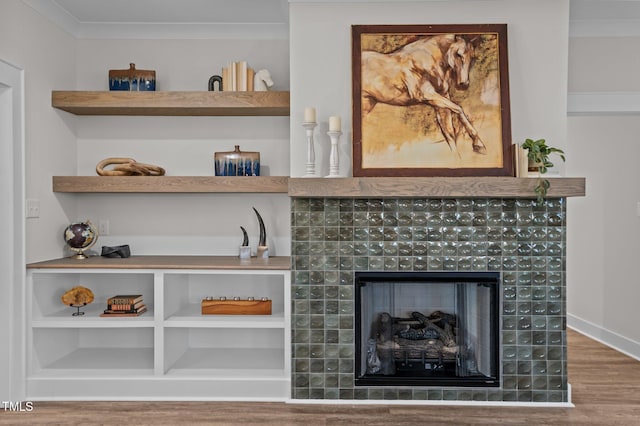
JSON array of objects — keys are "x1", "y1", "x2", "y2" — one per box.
[{"x1": 290, "y1": 197, "x2": 568, "y2": 403}]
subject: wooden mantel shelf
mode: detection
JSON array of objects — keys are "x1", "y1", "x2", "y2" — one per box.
[
  {"x1": 288, "y1": 177, "x2": 586, "y2": 198},
  {"x1": 53, "y1": 176, "x2": 290, "y2": 193},
  {"x1": 52, "y1": 176, "x2": 585, "y2": 198},
  {"x1": 27, "y1": 255, "x2": 291, "y2": 270},
  {"x1": 51, "y1": 90, "x2": 290, "y2": 116}
]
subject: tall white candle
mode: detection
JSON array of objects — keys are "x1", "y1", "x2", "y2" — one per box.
[
  {"x1": 304, "y1": 107, "x2": 316, "y2": 123},
  {"x1": 329, "y1": 116, "x2": 341, "y2": 132}
]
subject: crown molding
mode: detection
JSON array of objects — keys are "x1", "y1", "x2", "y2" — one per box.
[
  {"x1": 570, "y1": 18, "x2": 640, "y2": 38},
  {"x1": 21, "y1": 0, "x2": 289, "y2": 39},
  {"x1": 567, "y1": 92, "x2": 640, "y2": 115},
  {"x1": 21, "y1": 0, "x2": 640, "y2": 40},
  {"x1": 73, "y1": 22, "x2": 289, "y2": 40}
]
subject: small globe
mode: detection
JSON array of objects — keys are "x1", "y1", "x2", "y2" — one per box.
[{"x1": 63, "y1": 221, "x2": 98, "y2": 259}]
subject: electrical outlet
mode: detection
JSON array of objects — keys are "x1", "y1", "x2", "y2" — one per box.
[
  {"x1": 99, "y1": 220, "x2": 110, "y2": 235},
  {"x1": 26, "y1": 199, "x2": 40, "y2": 218}
]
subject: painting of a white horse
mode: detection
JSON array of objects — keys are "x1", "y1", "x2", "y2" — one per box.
[{"x1": 352, "y1": 24, "x2": 512, "y2": 177}]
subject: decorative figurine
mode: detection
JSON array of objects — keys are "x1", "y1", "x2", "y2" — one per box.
[
  {"x1": 254, "y1": 69, "x2": 274, "y2": 91},
  {"x1": 208, "y1": 75, "x2": 223, "y2": 91},
  {"x1": 96, "y1": 157, "x2": 165, "y2": 176},
  {"x1": 253, "y1": 207, "x2": 269, "y2": 258},
  {"x1": 61, "y1": 286, "x2": 94, "y2": 316}
]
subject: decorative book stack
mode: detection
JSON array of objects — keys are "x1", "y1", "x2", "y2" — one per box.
[
  {"x1": 221, "y1": 60, "x2": 255, "y2": 92},
  {"x1": 100, "y1": 294, "x2": 147, "y2": 317}
]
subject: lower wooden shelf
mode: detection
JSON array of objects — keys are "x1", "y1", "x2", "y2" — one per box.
[{"x1": 27, "y1": 255, "x2": 291, "y2": 270}]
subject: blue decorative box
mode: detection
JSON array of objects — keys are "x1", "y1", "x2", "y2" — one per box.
[
  {"x1": 214, "y1": 145, "x2": 260, "y2": 176},
  {"x1": 109, "y1": 63, "x2": 156, "y2": 91}
]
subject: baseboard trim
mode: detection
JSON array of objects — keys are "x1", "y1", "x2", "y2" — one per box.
[{"x1": 568, "y1": 314, "x2": 640, "y2": 361}]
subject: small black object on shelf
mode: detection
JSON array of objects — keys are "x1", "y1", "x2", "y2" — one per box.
[
  {"x1": 101, "y1": 245, "x2": 131, "y2": 258},
  {"x1": 208, "y1": 75, "x2": 223, "y2": 91}
]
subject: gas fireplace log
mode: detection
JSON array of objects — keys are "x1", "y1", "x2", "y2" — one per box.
[
  {"x1": 378, "y1": 312, "x2": 394, "y2": 343},
  {"x1": 374, "y1": 310, "x2": 460, "y2": 369}
]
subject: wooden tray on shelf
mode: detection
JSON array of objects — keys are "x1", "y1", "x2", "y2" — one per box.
[{"x1": 201, "y1": 299, "x2": 272, "y2": 315}]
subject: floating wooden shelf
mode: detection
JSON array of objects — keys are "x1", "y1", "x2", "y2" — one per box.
[
  {"x1": 52, "y1": 176, "x2": 290, "y2": 193},
  {"x1": 52, "y1": 176, "x2": 586, "y2": 197},
  {"x1": 51, "y1": 91, "x2": 290, "y2": 116},
  {"x1": 26, "y1": 255, "x2": 291, "y2": 270},
  {"x1": 288, "y1": 177, "x2": 586, "y2": 198}
]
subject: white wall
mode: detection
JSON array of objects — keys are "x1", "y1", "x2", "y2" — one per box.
[
  {"x1": 0, "y1": 57, "x2": 24, "y2": 402},
  {"x1": 566, "y1": 35, "x2": 640, "y2": 356},
  {"x1": 0, "y1": 0, "x2": 76, "y2": 401},
  {"x1": 0, "y1": 0, "x2": 77, "y2": 263},
  {"x1": 71, "y1": 38, "x2": 292, "y2": 256},
  {"x1": 289, "y1": 0, "x2": 570, "y2": 177}
]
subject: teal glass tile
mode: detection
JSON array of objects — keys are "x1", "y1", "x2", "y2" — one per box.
[
  {"x1": 324, "y1": 344, "x2": 339, "y2": 359},
  {"x1": 289, "y1": 197, "x2": 568, "y2": 402},
  {"x1": 427, "y1": 389, "x2": 442, "y2": 400}
]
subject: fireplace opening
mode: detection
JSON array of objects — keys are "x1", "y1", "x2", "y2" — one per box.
[{"x1": 355, "y1": 271, "x2": 500, "y2": 387}]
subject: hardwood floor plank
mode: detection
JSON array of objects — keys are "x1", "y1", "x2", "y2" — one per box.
[{"x1": 1, "y1": 330, "x2": 638, "y2": 425}]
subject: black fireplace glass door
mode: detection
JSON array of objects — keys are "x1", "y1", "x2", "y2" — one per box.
[{"x1": 355, "y1": 272, "x2": 500, "y2": 387}]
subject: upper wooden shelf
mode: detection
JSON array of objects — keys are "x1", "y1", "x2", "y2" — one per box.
[
  {"x1": 27, "y1": 255, "x2": 291, "y2": 270},
  {"x1": 51, "y1": 90, "x2": 290, "y2": 116},
  {"x1": 288, "y1": 177, "x2": 586, "y2": 198},
  {"x1": 53, "y1": 176, "x2": 290, "y2": 193}
]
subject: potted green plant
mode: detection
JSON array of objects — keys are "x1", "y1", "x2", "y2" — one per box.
[{"x1": 521, "y1": 138, "x2": 566, "y2": 204}]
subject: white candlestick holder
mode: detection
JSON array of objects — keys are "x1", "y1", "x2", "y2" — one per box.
[
  {"x1": 302, "y1": 122, "x2": 318, "y2": 177},
  {"x1": 326, "y1": 130, "x2": 342, "y2": 178}
]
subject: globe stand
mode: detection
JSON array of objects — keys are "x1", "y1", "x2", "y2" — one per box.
[
  {"x1": 69, "y1": 303, "x2": 87, "y2": 316},
  {"x1": 70, "y1": 248, "x2": 91, "y2": 260}
]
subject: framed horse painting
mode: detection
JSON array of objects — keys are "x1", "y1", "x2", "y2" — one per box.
[{"x1": 352, "y1": 24, "x2": 512, "y2": 177}]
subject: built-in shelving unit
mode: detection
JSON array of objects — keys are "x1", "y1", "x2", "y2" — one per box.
[
  {"x1": 26, "y1": 256, "x2": 291, "y2": 401},
  {"x1": 51, "y1": 90, "x2": 290, "y2": 116},
  {"x1": 47, "y1": 91, "x2": 293, "y2": 401}
]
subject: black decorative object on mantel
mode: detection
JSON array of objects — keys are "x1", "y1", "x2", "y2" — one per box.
[
  {"x1": 239, "y1": 226, "x2": 250, "y2": 259},
  {"x1": 240, "y1": 226, "x2": 249, "y2": 246},
  {"x1": 253, "y1": 207, "x2": 268, "y2": 258}
]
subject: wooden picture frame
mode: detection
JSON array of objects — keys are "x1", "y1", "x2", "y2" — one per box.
[{"x1": 352, "y1": 24, "x2": 512, "y2": 177}]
